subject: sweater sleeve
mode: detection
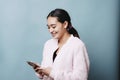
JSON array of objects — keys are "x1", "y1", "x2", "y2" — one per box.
[{"x1": 49, "y1": 44, "x2": 90, "y2": 80}]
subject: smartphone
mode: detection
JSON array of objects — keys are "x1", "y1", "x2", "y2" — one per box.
[{"x1": 27, "y1": 61, "x2": 40, "y2": 68}]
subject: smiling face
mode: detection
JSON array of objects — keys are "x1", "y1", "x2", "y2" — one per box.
[{"x1": 47, "y1": 17, "x2": 67, "y2": 39}]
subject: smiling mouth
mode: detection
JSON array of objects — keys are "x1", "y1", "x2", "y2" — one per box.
[
  {"x1": 51, "y1": 33, "x2": 57, "y2": 37},
  {"x1": 51, "y1": 33, "x2": 55, "y2": 36}
]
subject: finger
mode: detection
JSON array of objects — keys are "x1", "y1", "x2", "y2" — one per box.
[
  {"x1": 35, "y1": 68, "x2": 43, "y2": 73},
  {"x1": 33, "y1": 65, "x2": 39, "y2": 69},
  {"x1": 35, "y1": 68, "x2": 40, "y2": 72},
  {"x1": 41, "y1": 72, "x2": 45, "y2": 76}
]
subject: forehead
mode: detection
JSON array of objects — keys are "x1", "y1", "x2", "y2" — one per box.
[{"x1": 47, "y1": 17, "x2": 58, "y2": 25}]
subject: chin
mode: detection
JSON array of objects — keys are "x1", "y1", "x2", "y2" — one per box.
[
  {"x1": 52, "y1": 36, "x2": 59, "y2": 39},
  {"x1": 53, "y1": 37, "x2": 58, "y2": 39}
]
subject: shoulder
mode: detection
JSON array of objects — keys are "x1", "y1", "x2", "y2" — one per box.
[
  {"x1": 70, "y1": 36, "x2": 85, "y2": 47},
  {"x1": 44, "y1": 38, "x2": 58, "y2": 47}
]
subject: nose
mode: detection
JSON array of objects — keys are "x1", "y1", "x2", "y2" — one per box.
[{"x1": 49, "y1": 27, "x2": 54, "y2": 33}]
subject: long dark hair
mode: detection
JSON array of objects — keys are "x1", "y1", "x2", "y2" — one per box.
[{"x1": 47, "y1": 8, "x2": 80, "y2": 38}]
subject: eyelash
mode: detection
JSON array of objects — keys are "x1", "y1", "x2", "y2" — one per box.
[
  {"x1": 48, "y1": 26, "x2": 56, "y2": 29},
  {"x1": 52, "y1": 26, "x2": 56, "y2": 28},
  {"x1": 47, "y1": 26, "x2": 50, "y2": 29}
]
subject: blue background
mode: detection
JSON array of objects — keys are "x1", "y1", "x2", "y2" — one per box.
[{"x1": 0, "y1": 0, "x2": 119, "y2": 80}]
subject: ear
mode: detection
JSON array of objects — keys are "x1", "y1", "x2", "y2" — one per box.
[{"x1": 63, "y1": 21, "x2": 68, "y2": 29}]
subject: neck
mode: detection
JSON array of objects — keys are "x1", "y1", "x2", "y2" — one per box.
[{"x1": 58, "y1": 32, "x2": 71, "y2": 47}]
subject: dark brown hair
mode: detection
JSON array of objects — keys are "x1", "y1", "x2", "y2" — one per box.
[{"x1": 47, "y1": 8, "x2": 80, "y2": 38}]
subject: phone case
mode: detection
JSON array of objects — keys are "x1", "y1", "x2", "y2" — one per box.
[{"x1": 27, "y1": 61, "x2": 39, "y2": 68}]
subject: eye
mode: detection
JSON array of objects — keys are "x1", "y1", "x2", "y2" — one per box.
[
  {"x1": 52, "y1": 26, "x2": 56, "y2": 29},
  {"x1": 47, "y1": 24, "x2": 56, "y2": 29},
  {"x1": 47, "y1": 26, "x2": 50, "y2": 29}
]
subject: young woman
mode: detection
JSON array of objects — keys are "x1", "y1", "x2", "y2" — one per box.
[{"x1": 34, "y1": 8, "x2": 90, "y2": 80}]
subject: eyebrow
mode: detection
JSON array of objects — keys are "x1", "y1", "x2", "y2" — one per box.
[{"x1": 46, "y1": 24, "x2": 56, "y2": 27}]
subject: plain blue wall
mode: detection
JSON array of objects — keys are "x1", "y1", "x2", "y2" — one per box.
[{"x1": 0, "y1": 0, "x2": 119, "y2": 80}]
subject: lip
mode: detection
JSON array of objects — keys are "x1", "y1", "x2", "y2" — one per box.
[{"x1": 51, "y1": 33, "x2": 56, "y2": 37}]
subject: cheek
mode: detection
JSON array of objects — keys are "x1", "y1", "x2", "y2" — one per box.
[
  {"x1": 55, "y1": 24, "x2": 64, "y2": 34},
  {"x1": 57, "y1": 29, "x2": 65, "y2": 37},
  {"x1": 57, "y1": 29, "x2": 63, "y2": 34},
  {"x1": 55, "y1": 27, "x2": 61, "y2": 32},
  {"x1": 58, "y1": 26, "x2": 64, "y2": 31}
]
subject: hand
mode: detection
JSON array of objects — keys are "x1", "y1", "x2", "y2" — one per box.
[
  {"x1": 34, "y1": 66, "x2": 52, "y2": 77},
  {"x1": 40, "y1": 67, "x2": 52, "y2": 76},
  {"x1": 34, "y1": 67, "x2": 44, "y2": 77}
]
